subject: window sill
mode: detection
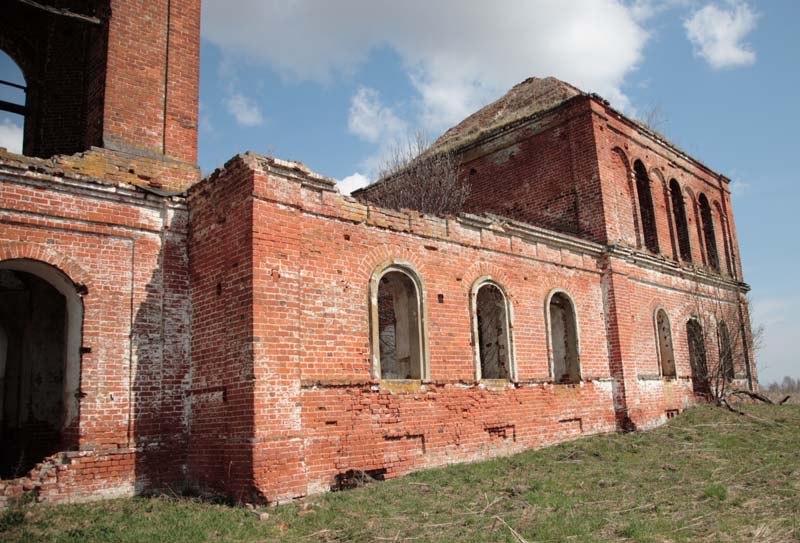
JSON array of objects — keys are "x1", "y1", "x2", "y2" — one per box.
[
  {"x1": 379, "y1": 379, "x2": 423, "y2": 393},
  {"x1": 552, "y1": 380, "x2": 583, "y2": 387},
  {"x1": 638, "y1": 374, "x2": 681, "y2": 382},
  {"x1": 478, "y1": 379, "x2": 514, "y2": 391}
]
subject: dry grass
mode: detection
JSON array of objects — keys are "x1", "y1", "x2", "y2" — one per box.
[{"x1": 2, "y1": 404, "x2": 799, "y2": 542}]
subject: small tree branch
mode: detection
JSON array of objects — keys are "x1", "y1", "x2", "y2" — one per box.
[{"x1": 726, "y1": 389, "x2": 776, "y2": 405}]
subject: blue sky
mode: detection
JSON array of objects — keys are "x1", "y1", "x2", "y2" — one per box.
[{"x1": 0, "y1": 1, "x2": 797, "y2": 384}]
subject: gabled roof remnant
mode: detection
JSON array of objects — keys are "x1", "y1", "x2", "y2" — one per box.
[{"x1": 430, "y1": 77, "x2": 583, "y2": 153}]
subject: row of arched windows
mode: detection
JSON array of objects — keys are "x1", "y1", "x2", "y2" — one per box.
[
  {"x1": 371, "y1": 265, "x2": 581, "y2": 384},
  {"x1": 632, "y1": 159, "x2": 734, "y2": 277},
  {"x1": 654, "y1": 308, "x2": 735, "y2": 389},
  {"x1": 371, "y1": 264, "x2": 736, "y2": 391}
]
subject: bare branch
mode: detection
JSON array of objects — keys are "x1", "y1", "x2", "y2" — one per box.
[
  {"x1": 357, "y1": 131, "x2": 469, "y2": 217},
  {"x1": 687, "y1": 287, "x2": 762, "y2": 403}
]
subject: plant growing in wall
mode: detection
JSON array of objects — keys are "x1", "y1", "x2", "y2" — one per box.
[{"x1": 358, "y1": 131, "x2": 469, "y2": 217}]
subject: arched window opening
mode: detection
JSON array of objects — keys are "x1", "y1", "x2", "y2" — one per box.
[
  {"x1": 655, "y1": 309, "x2": 676, "y2": 378},
  {"x1": 548, "y1": 292, "x2": 580, "y2": 384},
  {"x1": 669, "y1": 180, "x2": 691, "y2": 262},
  {"x1": 0, "y1": 260, "x2": 83, "y2": 478},
  {"x1": 376, "y1": 269, "x2": 423, "y2": 380},
  {"x1": 715, "y1": 202, "x2": 734, "y2": 277},
  {"x1": 717, "y1": 321, "x2": 734, "y2": 382},
  {"x1": 473, "y1": 281, "x2": 512, "y2": 380},
  {"x1": 699, "y1": 194, "x2": 719, "y2": 271},
  {"x1": 634, "y1": 160, "x2": 659, "y2": 254},
  {"x1": 0, "y1": 50, "x2": 26, "y2": 155},
  {"x1": 686, "y1": 319, "x2": 709, "y2": 394}
]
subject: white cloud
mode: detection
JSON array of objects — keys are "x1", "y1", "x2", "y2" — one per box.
[
  {"x1": 630, "y1": 0, "x2": 691, "y2": 22},
  {"x1": 337, "y1": 172, "x2": 370, "y2": 195},
  {"x1": 0, "y1": 118, "x2": 22, "y2": 154},
  {"x1": 202, "y1": 0, "x2": 649, "y2": 132},
  {"x1": 728, "y1": 178, "x2": 750, "y2": 198},
  {"x1": 348, "y1": 87, "x2": 406, "y2": 143},
  {"x1": 224, "y1": 92, "x2": 264, "y2": 127},
  {"x1": 684, "y1": 1, "x2": 758, "y2": 69},
  {"x1": 347, "y1": 87, "x2": 411, "y2": 176}
]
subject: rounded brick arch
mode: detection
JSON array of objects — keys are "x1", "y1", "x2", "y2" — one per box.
[
  {"x1": 468, "y1": 274, "x2": 518, "y2": 382},
  {"x1": 366, "y1": 257, "x2": 430, "y2": 382},
  {"x1": 357, "y1": 244, "x2": 428, "y2": 284},
  {"x1": 610, "y1": 146, "x2": 642, "y2": 247},
  {"x1": 461, "y1": 261, "x2": 514, "y2": 299},
  {"x1": 0, "y1": 247, "x2": 89, "y2": 447},
  {"x1": 650, "y1": 167, "x2": 667, "y2": 186},
  {"x1": 610, "y1": 146, "x2": 631, "y2": 169},
  {"x1": 0, "y1": 28, "x2": 35, "y2": 88},
  {"x1": 0, "y1": 241, "x2": 94, "y2": 294}
]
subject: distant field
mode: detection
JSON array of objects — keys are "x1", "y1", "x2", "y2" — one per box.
[{"x1": 2, "y1": 404, "x2": 799, "y2": 542}]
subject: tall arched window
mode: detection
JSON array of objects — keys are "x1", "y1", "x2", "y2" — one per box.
[
  {"x1": 547, "y1": 291, "x2": 580, "y2": 384},
  {"x1": 699, "y1": 194, "x2": 719, "y2": 271},
  {"x1": 634, "y1": 160, "x2": 659, "y2": 253},
  {"x1": 669, "y1": 180, "x2": 691, "y2": 262},
  {"x1": 715, "y1": 202, "x2": 734, "y2": 277},
  {"x1": 0, "y1": 50, "x2": 26, "y2": 155},
  {"x1": 686, "y1": 319, "x2": 709, "y2": 394},
  {"x1": 717, "y1": 321, "x2": 734, "y2": 381},
  {"x1": 655, "y1": 309, "x2": 676, "y2": 378},
  {"x1": 471, "y1": 279, "x2": 513, "y2": 380},
  {"x1": 370, "y1": 265, "x2": 426, "y2": 380}
]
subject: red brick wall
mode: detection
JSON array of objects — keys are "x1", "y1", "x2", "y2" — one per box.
[
  {"x1": 183, "y1": 153, "x2": 751, "y2": 503},
  {"x1": 0, "y1": 153, "x2": 190, "y2": 504},
  {"x1": 103, "y1": 0, "x2": 200, "y2": 164},
  {"x1": 0, "y1": 81, "x2": 754, "y2": 508},
  {"x1": 186, "y1": 154, "x2": 638, "y2": 502},
  {"x1": 186, "y1": 158, "x2": 258, "y2": 501},
  {"x1": 461, "y1": 98, "x2": 607, "y2": 242},
  {"x1": 592, "y1": 100, "x2": 740, "y2": 279},
  {"x1": 602, "y1": 256, "x2": 748, "y2": 429}
]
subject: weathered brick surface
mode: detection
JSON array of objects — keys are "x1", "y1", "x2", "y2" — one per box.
[
  {"x1": 0, "y1": 154, "x2": 190, "y2": 505},
  {"x1": 0, "y1": 0, "x2": 200, "y2": 191},
  {"x1": 458, "y1": 98, "x2": 608, "y2": 242},
  {"x1": 180, "y1": 151, "x2": 752, "y2": 503},
  {"x1": 0, "y1": 2, "x2": 754, "y2": 506}
]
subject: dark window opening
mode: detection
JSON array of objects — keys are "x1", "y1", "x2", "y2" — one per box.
[
  {"x1": 718, "y1": 321, "x2": 734, "y2": 381},
  {"x1": 0, "y1": 269, "x2": 66, "y2": 478},
  {"x1": 1, "y1": 1, "x2": 111, "y2": 158},
  {"x1": 716, "y1": 203, "x2": 734, "y2": 277},
  {"x1": 699, "y1": 194, "x2": 719, "y2": 271},
  {"x1": 655, "y1": 309, "x2": 676, "y2": 378},
  {"x1": 475, "y1": 283, "x2": 510, "y2": 380},
  {"x1": 549, "y1": 292, "x2": 580, "y2": 384},
  {"x1": 687, "y1": 319, "x2": 709, "y2": 395},
  {"x1": 377, "y1": 271, "x2": 422, "y2": 380},
  {"x1": 634, "y1": 160, "x2": 659, "y2": 253},
  {"x1": 669, "y1": 180, "x2": 691, "y2": 262}
]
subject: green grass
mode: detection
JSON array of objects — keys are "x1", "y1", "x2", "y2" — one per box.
[{"x1": 3, "y1": 405, "x2": 799, "y2": 542}]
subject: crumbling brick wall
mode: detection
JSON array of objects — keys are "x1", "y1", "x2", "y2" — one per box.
[
  {"x1": 0, "y1": 152, "x2": 191, "y2": 505},
  {"x1": 186, "y1": 153, "x2": 741, "y2": 503}
]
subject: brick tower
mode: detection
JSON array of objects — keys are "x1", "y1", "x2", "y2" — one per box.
[
  {"x1": 0, "y1": 0, "x2": 200, "y2": 190},
  {"x1": 0, "y1": 1, "x2": 200, "y2": 504}
]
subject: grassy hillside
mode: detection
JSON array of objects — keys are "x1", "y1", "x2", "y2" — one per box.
[{"x1": 2, "y1": 404, "x2": 798, "y2": 542}]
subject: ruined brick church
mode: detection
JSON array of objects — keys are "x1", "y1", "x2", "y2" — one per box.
[{"x1": 0, "y1": 1, "x2": 756, "y2": 505}]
